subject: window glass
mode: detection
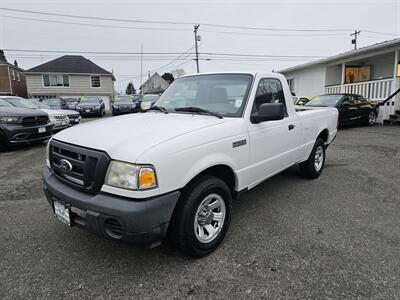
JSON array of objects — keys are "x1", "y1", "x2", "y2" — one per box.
[
  {"x1": 43, "y1": 75, "x2": 50, "y2": 86},
  {"x1": 91, "y1": 76, "x2": 101, "y2": 88},
  {"x1": 306, "y1": 95, "x2": 342, "y2": 107},
  {"x1": 155, "y1": 74, "x2": 253, "y2": 117},
  {"x1": 43, "y1": 75, "x2": 69, "y2": 87},
  {"x1": 0, "y1": 98, "x2": 13, "y2": 107},
  {"x1": 253, "y1": 78, "x2": 287, "y2": 114}
]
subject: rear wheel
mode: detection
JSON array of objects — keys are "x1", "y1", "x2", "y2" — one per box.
[
  {"x1": 169, "y1": 175, "x2": 232, "y2": 257},
  {"x1": 299, "y1": 138, "x2": 326, "y2": 179}
]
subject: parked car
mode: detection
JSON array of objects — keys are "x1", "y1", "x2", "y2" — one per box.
[
  {"x1": 112, "y1": 95, "x2": 136, "y2": 116},
  {"x1": 132, "y1": 94, "x2": 143, "y2": 110},
  {"x1": 140, "y1": 94, "x2": 159, "y2": 110},
  {"x1": 75, "y1": 96, "x2": 105, "y2": 117},
  {"x1": 42, "y1": 72, "x2": 338, "y2": 257},
  {"x1": 63, "y1": 98, "x2": 80, "y2": 110},
  {"x1": 305, "y1": 93, "x2": 378, "y2": 126},
  {"x1": 42, "y1": 98, "x2": 72, "y2": 110},
  {"x1": 30, "y1": 100, "x2": 81, "y2": 127},
  {"x1": 0, "y1": 98, "x2": 53, "y2": 150},
  {"x1": 2, "y1": 96, "x2": 70, "y2": 131},
  {"x1": 294, "y1": 96, "x2": 311, "y2": 106}
]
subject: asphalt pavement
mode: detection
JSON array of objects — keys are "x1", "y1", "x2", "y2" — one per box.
[{"x1": 1, "y1": 123, "x2": 399, "y2": 299}]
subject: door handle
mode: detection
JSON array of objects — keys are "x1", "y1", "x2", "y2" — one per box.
[{"x1": 288, "y1": 124, "x2": 295, "y2": 131}]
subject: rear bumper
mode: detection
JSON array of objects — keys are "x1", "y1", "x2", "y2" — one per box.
[
  {"x1": 42, "y1": 167, "x2": 180, "y2": 247},
  {"x1": 1, "y1": 123, "x2": 53, "y2": 145}
]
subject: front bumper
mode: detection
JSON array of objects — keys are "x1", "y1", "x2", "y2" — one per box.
[
  {"x1": 42, "y1": 167, "x2": 180, "y2": 247},
  {"x1": 1, "y1": 123, "x2": 53, "y2": 145},
  {"x1": 51, "y1": 120, "x2": 69, "y2": 130},
  {"x1": 77, "y1": 107, "x2": 101, "y2": 115},
  {"x1": 112, "y1": 107, "x2": 136, "y2": 114}
]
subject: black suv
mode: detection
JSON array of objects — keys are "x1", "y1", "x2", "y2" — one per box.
[
  {"x1": 0, "y1": 98, "x2": 53, "y2": 150},
  {"x1": 75, "y1": 96, "x2": 105, "y2": 117}
]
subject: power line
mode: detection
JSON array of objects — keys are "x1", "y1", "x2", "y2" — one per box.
[
  {"x1": 0, "y1": 15, "x2": 191, "y2": 32},
  {"x1": 0, "y1": 7, "x2": 354, "y2": 33},
  {"x1": 4, "y1": 48, "x2": 325, "y2": 58}
]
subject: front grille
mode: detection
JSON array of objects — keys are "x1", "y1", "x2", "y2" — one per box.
[
  {"x1": 50, "y1": 140, "x2": 110, "y2": 194},
  {"x1": 53, "y1": 115, "x2": 68, "y2": 120},
  {"x1": 21, "y1": 115, "x2": 49, "y2": 126}
]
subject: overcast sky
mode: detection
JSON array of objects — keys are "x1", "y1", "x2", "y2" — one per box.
[{"x1": 0, "y1": 0, "x2": 399, "y2": 92}]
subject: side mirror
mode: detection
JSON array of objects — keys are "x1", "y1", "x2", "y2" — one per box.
[
  {"x1": 341, "y1": 101, "x2": 350, "y2": 107},
  {"x1": 251, "y1": 103, "x2": 285, "y2": 123}
]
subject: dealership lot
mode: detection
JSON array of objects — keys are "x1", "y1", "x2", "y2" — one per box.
[{"x1": 0, "y1": 124, "x2": 399, "y2": 299}]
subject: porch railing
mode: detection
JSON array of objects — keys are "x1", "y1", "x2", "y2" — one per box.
[{"x1": 325, "y1": 78, "x2": 393, "y2": 101}]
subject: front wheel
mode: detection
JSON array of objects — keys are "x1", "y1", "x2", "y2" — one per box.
[
  {"x1": 169, "y1": 175, "x2": 232, "y2": 257},
  {"x1": 299, "y1": 138, "x2": 326, "y2": 179},
  {"x1": 366, "y1": 110, "x2": 377, "y2": 126}
]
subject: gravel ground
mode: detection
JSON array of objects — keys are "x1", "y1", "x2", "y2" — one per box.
[{"x1": 0, "y1": 124, "x2": 399, "y2": 299}]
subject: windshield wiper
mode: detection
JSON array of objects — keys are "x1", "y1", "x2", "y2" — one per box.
[
  {"x1": 149, "y1": 105, "x2": 169, "y2": 113},
  {"x1": 175, "y1": 107, "x2": 223, "y2": 119}
]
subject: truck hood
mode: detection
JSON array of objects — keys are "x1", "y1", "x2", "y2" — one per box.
[{"x1": 53, "y1": 112, "x2": 225, "y2": 161}]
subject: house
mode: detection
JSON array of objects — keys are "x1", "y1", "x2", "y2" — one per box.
[
  {"x1": 0, "y1": 50, "x2": 28, "y2": 98},
  {"x1": 279, "y1": 38, "x2": 400, "y2": 122},
  {"x1": 140, "y1": 72, "x2": 169, "y2": 94},
  {"x1": 24, "y1": 55, "x2": 115, "y2": 110}
]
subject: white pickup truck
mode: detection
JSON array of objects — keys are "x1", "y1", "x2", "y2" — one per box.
[{"x1": 42, "y1": 72, "x2": 338, "y2": 257}]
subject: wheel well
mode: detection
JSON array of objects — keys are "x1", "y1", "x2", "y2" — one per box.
[
  {"x1": 187, "y1": 165, "x2": 236, "y2": 193},
  {"x1": 317, "y1": 129, "x2": 329, "y2": 143}
]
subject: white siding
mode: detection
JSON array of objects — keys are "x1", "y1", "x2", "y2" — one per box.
[
  {"x1": 282, "y1": 64, "x2": 326, "y2": 97},
  {"x1": 26, "y1": 74, "x2": 114, "y2": 96}
]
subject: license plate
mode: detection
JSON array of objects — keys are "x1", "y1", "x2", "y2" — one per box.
[
  {"x1": 54, "y1": 201, "x2": 71, "y2": 226},
  {"x1": 61, "y1": 121, "x2": 67, "y2": 126},
  {"x1": 75, "y1": 119, "x2": 80, "y2": 122},
  {"x1": 85, "y1": 109, "x2": 90, "y2": 112},
  {"x1": 38, "y1": 127, "x2": 46, "y2": 133}
]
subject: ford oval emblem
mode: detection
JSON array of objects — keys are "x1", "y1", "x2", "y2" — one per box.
[{"x1": 59, "y1": 159, "x2": 73, "y2": 172}]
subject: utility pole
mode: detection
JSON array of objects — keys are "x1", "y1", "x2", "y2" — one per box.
[
  {"x1": 140, "y1": 44, "x2": 143, "y2": 94},
  {"x1": 194, "y1": 24, "x2": 200, "y2": 73},
  {"x1": 350, "y1": 30, "x2": 361, "y2": 50}
]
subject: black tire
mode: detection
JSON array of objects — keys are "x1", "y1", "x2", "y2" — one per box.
[
  {"x1": 299, "y1": 138, "x2": 326, "y2": 179},
  {"x1": 366, "y1": 110, "x2": 377, "y2": 126},
  {"x1": 0, "y1": 135, "x2": 6, "y2": 151},
  {"x1": 168, "y1": 175, "x2": 232, "y2": 257}
]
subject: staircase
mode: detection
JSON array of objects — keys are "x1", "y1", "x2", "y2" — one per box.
[{"x1": 386, "y1": 110, "x2": 400, "y2": 125}]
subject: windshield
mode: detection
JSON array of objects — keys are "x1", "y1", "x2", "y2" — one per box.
[
  {"x1": 31, "y1": 101, "x2": 51, "y2": 109},
  {"x1": 0, "y1": 98, "x2": 13, "y2": 107},
  {"x1": 64, "y1": 98, "x2": 78, "y2": 103},
  {"x1": 3, "y1": 97, "x2": 37, "y2": 109},
  {"x1": 155, "y1": 74, "x2": 253, "y2": 117},
  {"x1": 80, "y1": 96, "x2": 99, "y2": 103},
  {"x1": 305, "y1": 95, "x2": 343, "y2": 107},
  {"x1": 43, "y1": 99, "x2": 60, "y2": 106},
  {"x1": 143, "y1": 95, "x2": 159, "y2": 103},
  {"x1": 115, "y1": 95, "x2": 132, "y2": 102}
]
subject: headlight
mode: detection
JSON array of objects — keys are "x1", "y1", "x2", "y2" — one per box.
[
  {"x1": 46, "y1": 139, "x2": 52, "y2": 168},
  {"x1": 0, "y1": 116, "x2": 20, "y2": 123},
  {"x1": 113, "y1": 105, "x2": 119, "y2": 109},
  {"x1": 95, "y1": 105, "x2": 101, "y2": 109},
  {"x1": 105, "y1": 161, "x2": 157, "y2": 190}
]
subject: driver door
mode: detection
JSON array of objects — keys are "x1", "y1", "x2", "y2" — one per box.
[{"x1": 246, "y1": 78, "x2": 300, "y2": 187}]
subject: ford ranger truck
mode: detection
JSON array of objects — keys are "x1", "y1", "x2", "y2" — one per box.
[{"x1": 42, "y1": 72, "x2": 338, "y2": 257}]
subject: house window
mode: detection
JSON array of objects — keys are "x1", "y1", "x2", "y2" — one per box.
[
  {"x1": 43, "y1": 74, "x2": 69, "y2": 87},
  {"x1": 11, "y1": 69, "x2": 15, "y2": 81},
  {"x1": 91, "y1": 76, "x2": 101, "y2": 88}
]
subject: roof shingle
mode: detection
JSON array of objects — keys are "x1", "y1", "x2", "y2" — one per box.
[{"x1": 25, "y1": 55, "x2": 112, "y2": 75}]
